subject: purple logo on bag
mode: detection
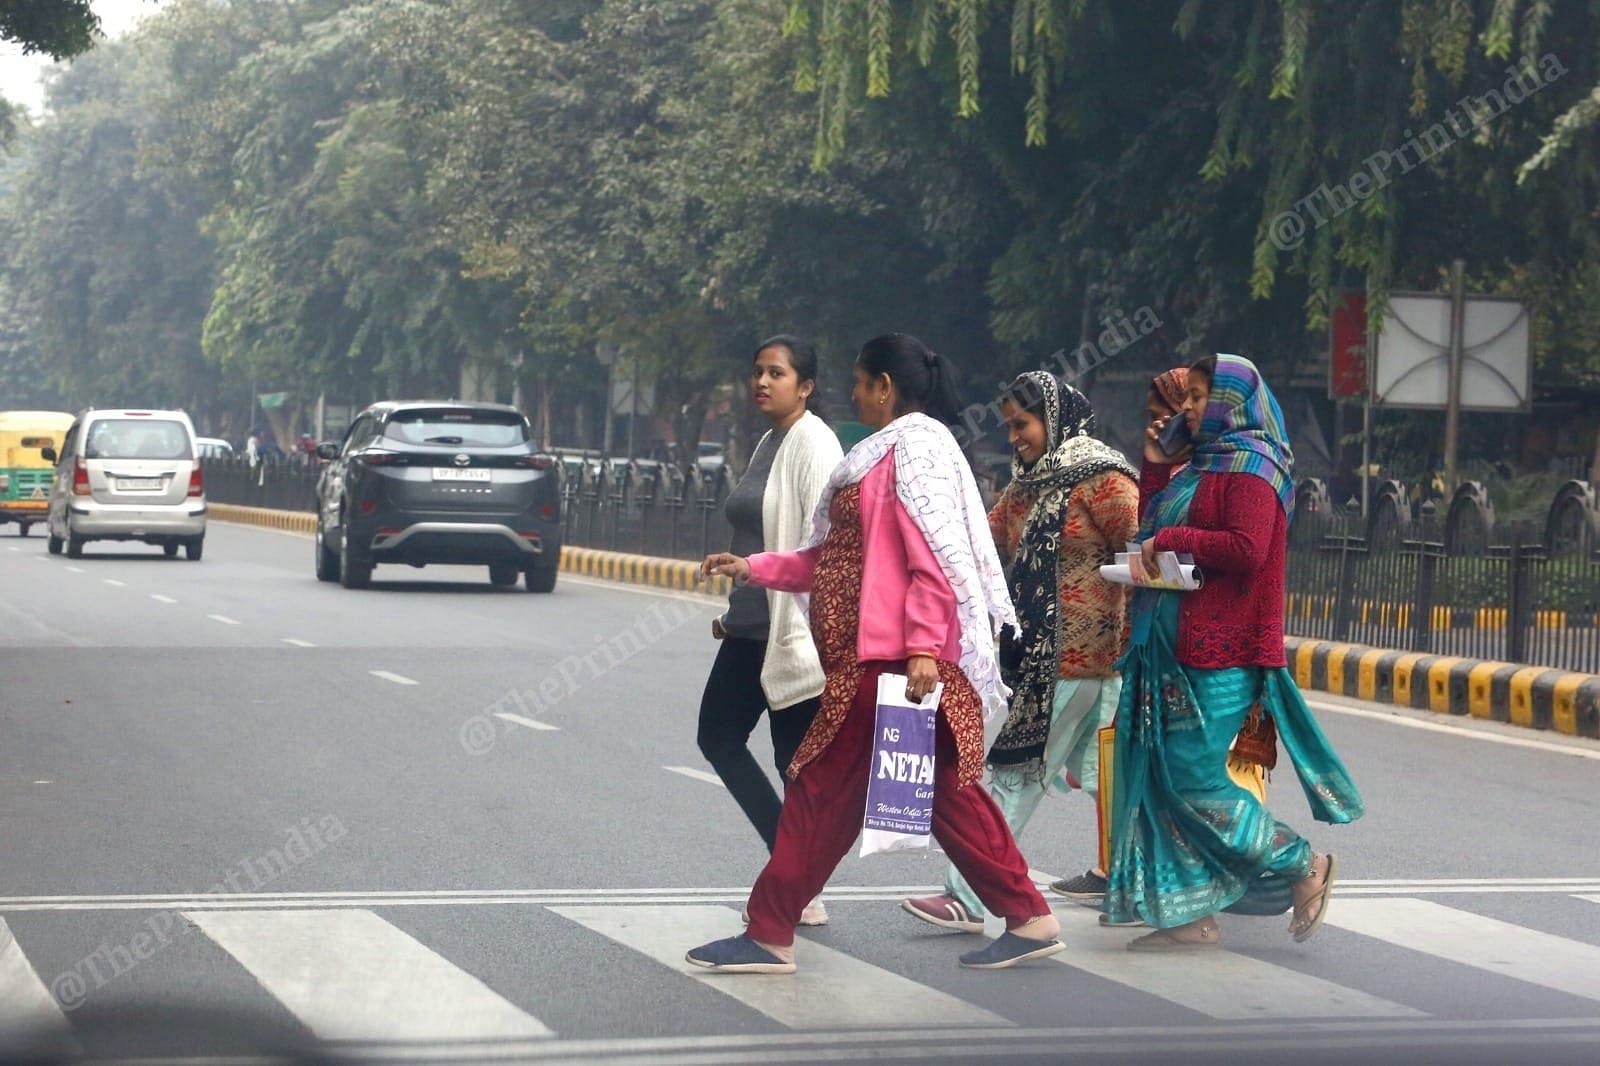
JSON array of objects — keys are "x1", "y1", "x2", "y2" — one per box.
[{"x1": 864, "y1": 702, "x2": 936, "y2": 836}]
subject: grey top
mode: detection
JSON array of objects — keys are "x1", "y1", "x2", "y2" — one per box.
[{"x1": 722, "y1": 427, "x2": 787, "y2": 639}]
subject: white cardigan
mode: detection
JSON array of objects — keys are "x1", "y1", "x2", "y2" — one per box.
[{"x1": 756, "y1": 411, "x2": 842, "y2": 710}]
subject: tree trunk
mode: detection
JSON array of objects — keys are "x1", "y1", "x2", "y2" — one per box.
[{"x1": 537, "y1": 376, "x2": 553, "y2": 450}]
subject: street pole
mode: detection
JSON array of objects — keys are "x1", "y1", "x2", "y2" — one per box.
[
  {"x1": 627, "y1": 351, "x2": 638, "y2": 461},
  {"x1": 1362, "y1": 284, "x2": 1374, "y2": 521},
  {"x1": 1443, "y1": 259, "x2": 1466, "y2": 495}
]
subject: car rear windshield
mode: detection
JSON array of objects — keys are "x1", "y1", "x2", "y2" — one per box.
[
  {"x1": 383, "y1": 409, "x2": 529, "y2": 448},
  {"x1": 84, "y1": 419, "x2": 193, "y2": 460}
]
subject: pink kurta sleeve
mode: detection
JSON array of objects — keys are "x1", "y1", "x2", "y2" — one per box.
[{"x1": 746, "y1": 545, "x2": 822, "y2": 593}]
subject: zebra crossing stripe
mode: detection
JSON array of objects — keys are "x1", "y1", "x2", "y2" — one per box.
[
  {"x1": 0, "y1": 918, "x2": 78, "y2": 1055},
  {"x1": 1049, "y1": 906, "x2": 1423, "y2": 1020},
  {"x1": 1328, "y1": 898, "x2": 1600, "y2": 1003},
  {"x1": 187, "y1": 909, "x2": 552, "y2": 1041},
  {"x1": 550, "y1": 904, "x2": 1009, "y2": 1030}
]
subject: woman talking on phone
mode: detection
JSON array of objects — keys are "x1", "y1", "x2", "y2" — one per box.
[
  {"x1": 695, "y1": 336, "x2": 841, "y2": 926},
  {"x1": 1105, "y1": 353, "x2": 1362, "y2": 950},
  {"x1": 687, "y1": 334, "x2": 1063, "y2": 974}
]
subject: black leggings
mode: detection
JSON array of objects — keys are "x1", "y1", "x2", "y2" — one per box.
[{"x1": 696, "y1": 637, "x2": 820, "y2": 853}]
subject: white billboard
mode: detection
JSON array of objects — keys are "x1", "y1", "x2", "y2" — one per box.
[{"x1": 1371, "y1": 292, "x2": 1531, "y2": 411}]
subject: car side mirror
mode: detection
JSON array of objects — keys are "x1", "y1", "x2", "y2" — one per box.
[
  {"x1": 315, "y1": 443, "x2": 339, "y2": 461},
  {"x1": 39, "y1": 446, "x2": 56, "y2": 463}
]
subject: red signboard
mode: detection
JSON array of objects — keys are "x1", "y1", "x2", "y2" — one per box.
[{"x1": 1329, "y1": 290, "x2": 1368, "y2": 399}]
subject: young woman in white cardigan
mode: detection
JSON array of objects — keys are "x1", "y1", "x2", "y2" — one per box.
[{"x1": 697, "y1": 335, "x2": 842, "y2": 926}]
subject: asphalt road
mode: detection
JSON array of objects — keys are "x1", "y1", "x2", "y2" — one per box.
[{"x1": 1, "y1": 521, "x2": 1598, "y2": 1065}]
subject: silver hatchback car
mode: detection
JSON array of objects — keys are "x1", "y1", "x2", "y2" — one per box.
[{"x1": 43, "y1": 409, "x2": 208, "y2": 560}]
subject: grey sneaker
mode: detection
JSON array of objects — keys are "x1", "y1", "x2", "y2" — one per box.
[{"x1": 1050, "y1": 870, "x2": 1108, "y2": 900}]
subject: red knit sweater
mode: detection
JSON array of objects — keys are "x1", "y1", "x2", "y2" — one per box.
[{"x1": 1139, "y1": 461, "x2": 1287, "y2": 669}]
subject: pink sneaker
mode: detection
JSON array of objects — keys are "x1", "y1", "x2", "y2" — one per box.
[{"x1": 901, "y1": 894, "x2": 984, "y2": 934}]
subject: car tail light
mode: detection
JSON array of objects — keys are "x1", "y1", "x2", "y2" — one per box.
[
  {"x1": 539, "y1": 504, "x2": 555, "y2": 518},
  {"x1": 187, "y1": 466, "x2": 203, "y2": 497},
  {"x1": 72, "y1": 458, "x2": 90, "y2": 495},
  {"x1": 517, "y1": 530, "x2": 543, "y2": 544},
  {"x1": 376, "y1": 527, "x2": 401, "y2": 536},
  {"x1": 357, "y1": 451, "x2": 405, "y2": 466},
  {"x1": 360, "y1": 499, "x2": 377, "y2": 515},
  {"x1": 525, "y1": 455, "x2": 555, "y2": 471}
]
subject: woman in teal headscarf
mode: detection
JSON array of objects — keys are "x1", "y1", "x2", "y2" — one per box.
[{"x1": 1105, "y1": 353, "x2": 1363, "y2": 951}]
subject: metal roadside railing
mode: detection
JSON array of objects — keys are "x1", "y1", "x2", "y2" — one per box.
[{"x1": 1286, "y1": 479, "x2": 1600, "y2": 674}]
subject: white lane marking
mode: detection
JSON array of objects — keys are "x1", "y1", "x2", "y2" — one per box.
[
  {"x1": 370, "y1": 670, "x2": 418, "y2": 686},
  {"x1": 281, "y1": 638, "x2": 316, "y2": 648},
  {"x1": 150, "y1": 594, "x2": 177, "y2": 604},
  {"x1": 103, "y1": 579, "x2": 126, "y2": 587},
  {"x1": 207, "y1": 614, "x2": 241, "y2": 626},
  {"x1": 1308, "y1": 699, "x2": 1600, "y2": 761},
  {"x1": 493, "y1": 712, "x2": 558, "y2": 732},
  {"x1": 1329, "y1": 898, "x2": 1600, "y2": 1003},
  {"x1": 1048, "y1": 906, "x2": 1422, "y2": 1020},
  {"x1": 0, "y1": 917, "x2": 78, "y2": 1052},
  {"x1": 6, "y1": 546, "x2": 18, "y2": 552},
  {"x1": 31, "y1": 555, "x2": 46, "y2": 561},
  {"x1": 663, "y1": 765, "x2": 725, "y2": 787},
  {"x1": 551, "y1": 904, "x2": 1009, "y2": 1029},
  {"x1": 187, "y1": 909, "x2": 552, "y2": 1041},
  {"x1": 64, "y1": 566, "x2": 83, "y2": 573}
]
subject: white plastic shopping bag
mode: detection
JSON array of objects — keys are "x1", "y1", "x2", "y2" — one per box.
[{"x1": 859, "y1": 672, "x2": 944, "y2": 856}]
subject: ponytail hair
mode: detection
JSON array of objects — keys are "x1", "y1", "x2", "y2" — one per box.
[{"x1": 857, "y1": 333, "x2": 963, "y2": 426}]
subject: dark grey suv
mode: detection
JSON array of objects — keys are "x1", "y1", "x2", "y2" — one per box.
[{"x1": 313, "y1": 402, "x2": 562, "y2": 591}]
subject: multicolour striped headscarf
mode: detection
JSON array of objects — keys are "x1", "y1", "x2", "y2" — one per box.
[{"x1": 1189, "y1": 354, "x2": 1295, "y2": 519}]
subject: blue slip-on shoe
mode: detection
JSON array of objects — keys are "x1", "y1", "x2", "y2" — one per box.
[
  {"x1": 958, "y1": 932, "x2": 1066, "y2": 970},
  {"x1": 685, "y1": 935, "x2": 796, "y2": 974}
]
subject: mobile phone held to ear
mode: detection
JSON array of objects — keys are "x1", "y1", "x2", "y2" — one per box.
[{"x1": 1157, "y1": 415, "x2": 1192, "y2": 456}]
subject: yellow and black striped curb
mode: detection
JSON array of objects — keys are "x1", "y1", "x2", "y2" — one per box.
[
  {"x1": 561, "y1": 545, "x2": 730, "y2": 597},
  {"x1": 210, "y1": 503, "x2": 317, "y2": 535},
  {"x1": 1283, "y1": 636, "x2": 1600, "y2": 739},
  {"x1": 210, "y1": 504, "x2": 729, "y2": 598}
]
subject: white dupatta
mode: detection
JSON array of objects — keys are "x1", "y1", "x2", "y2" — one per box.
[{"x1": 803, "y1": 413, "x2": 1017, "y2": 728}]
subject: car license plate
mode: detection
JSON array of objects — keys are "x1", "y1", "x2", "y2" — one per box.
[
  {"x1": 116, "y1": 478, "x2": 163, "y2": 491},
  {"x1": 432, "y1": 467, "x2": 490, "y2": 482}
]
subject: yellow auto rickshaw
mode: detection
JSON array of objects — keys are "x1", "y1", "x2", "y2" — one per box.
[{"x1": 0, "y1": 410, "x2": 75, "y2": 536}]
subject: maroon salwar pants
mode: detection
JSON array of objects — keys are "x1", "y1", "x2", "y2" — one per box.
[{"x1": 744, "y1": 663, "x2": 1049, "y2": 947}]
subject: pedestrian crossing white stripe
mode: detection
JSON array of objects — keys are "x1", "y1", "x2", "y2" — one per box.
[
  {"x1": 1049, "y1": 906, "x2": 1423, "y2": 1020},
  {"x1": 187, "y1": 909, "x2": 552, "y2": 1042},
  {"x1": 0, "y1": 918, "x2": 77, "y2": 1052},
  {"x1": 551, "y1": 904, "x2": 1009, "y2": 1030},
  {"x1": 1328, "y1": 898, "x2": 1600, "y2": 1004}
]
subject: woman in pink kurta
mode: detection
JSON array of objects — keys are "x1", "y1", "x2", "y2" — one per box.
[{"x1": 687, "y1": 334, "x2": 1063, "y2": 974}]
